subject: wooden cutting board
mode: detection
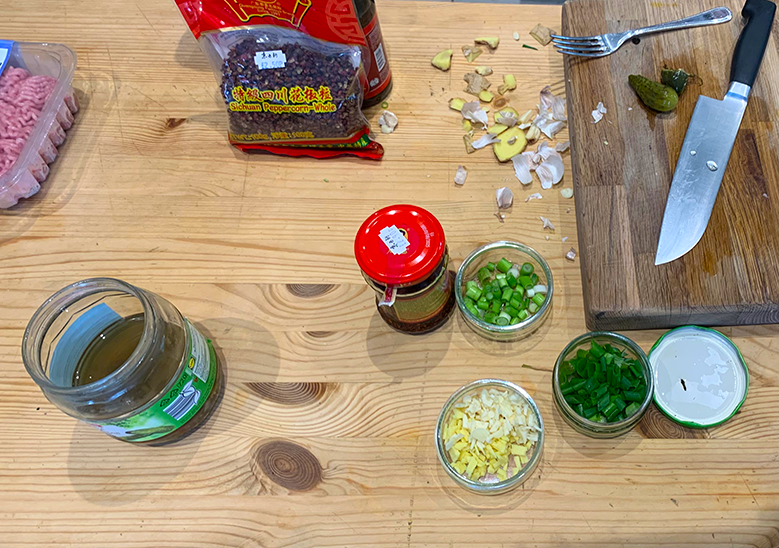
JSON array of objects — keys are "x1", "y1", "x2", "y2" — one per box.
[{"x1": 563, "y1": 0, "x2": 779, "y2": 330}]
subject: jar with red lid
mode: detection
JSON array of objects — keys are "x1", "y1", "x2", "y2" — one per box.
[{"x1": 355, "y1": 205, "x2": 455, "y2": 334}]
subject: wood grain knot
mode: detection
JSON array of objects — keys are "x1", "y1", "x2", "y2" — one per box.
[
  {"x1": 255, "y1": 440, "x2": 322, "y2": 491},
  {"x1": 245, "y1": 382, "x2": 329, "y2": 405},
  {"x1": 637, "y1": 404, "x2": 709, "y2": 439},
  {"x1": 286, "y1": 284, "x2": 335, "y2": 298},
  {"x1": 164, "y1": 117, "x2": 187, "y2": 129},
  {"x1": 305, "y1": 330, "x2": 333, "y2": 339}
]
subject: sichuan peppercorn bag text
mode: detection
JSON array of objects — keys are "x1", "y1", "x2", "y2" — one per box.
[{"x1": 176, "y1": 0, "x2": 383, "y2": 159}]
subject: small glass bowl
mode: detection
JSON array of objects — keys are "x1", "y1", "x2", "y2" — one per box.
[
  {"x1": 553, "y1": 332, "x2": 654, "y2": 438},
  {"x1": 435, "y1": 379, "x2": 544, "y2": 495},
  {"x1": 455, "y1": 241, "x2": 553, "y2": 342}
]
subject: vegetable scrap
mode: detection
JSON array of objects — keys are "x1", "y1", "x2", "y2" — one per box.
[
  {"x1": 557, "y1": 340, "x2": 648, "y2": 423},
  {"x1": 464, "y1": 73, "x2": 492, "y2": 96},
  {"x1": 530, "y1": 24, "x2": 555, "y2": 46},
  {"x1": 464, "y1": 135, "x2": 476, "y2": 154},
  {"x1": 560, "y1": 188, "x2": 573, "y2": 199},
  {"x1": 479, "y1": 90, "x2": 495, "y2": 103},
  {"x1": 462, "y1": 119, "x2": 473, "y2": 132},
  {"x1": 454, "y1": 165, "x2": 468, "y2": 185},
  {"x1": 566, "y1": 248, "x2": 577, "y2": 261},
  {"x1": 462, "y1": 45, "x2": 483, "y2": 63},
  {"x1": 378, "y1": 110, "x2": 398, "y2": 134},
  {"x1": 475, "y1": 66, "x2": 493, "y2": 76},
  {"x1": 555, "y1": 141, "x2": 570, "y2": 153},
  {"x1": 475, "y1": 37, "x2": 500, "y2": 50},
  {"x1": 522, "y1": 44, "x2": 539, "y2": 51},
  {"x1": 497, "y1": 74, "x2": 517, "y2": 95},
  {"x1": 495, "y1": 212, "x2": 505, "y2": 222},
  {"x1": 525, "y1": 193, "x2": 543, "y2": 202},
  {"x1": 473, "y1": 133, "x2": 501, "y2": 149},
  {"x1": 536, "y1": 153, "x2": 564, "y2": 189},
  {"x1": 381, "y1": 101, "x2": 389, "y2": 109},
  {"x1": 591, "y1": 102, "x2": 607, "y2": 123},
  {"x1": 461, "y1": 101, "x2": 489, "y2": 128},
  {"x1": 432, "y1": 49, "x2": 454, "y2": 71},
  {"x1": 443, "y1": 387, "x2": 540, "y2": 482},
  {"x1": 629, "y1": 74, "x2": 678, "y2": 112},
  {"x1": 493, "y1": 127, "x2": 527, "y2": 162},
  {"x1": 513, "y1": 31, "x2": 520, "y2": 41},
  {"x1": 512, "y1": 152, "x2": 536, "y2": 185},
  {"x1": 540, "y1": 216, "x2": 555, "y2": 230},
  {"x1": 496, "y1": 187, "x2": 514, "y2": 209},
  {"x1": 496, "y1": 107, "x2": 519, "y2": 127},
  {"x1": 449, "y1": 97, "x2": 466, "y2": 111},
  {"x1": 534, "y1": 86, "x2": 567, "y2": 139},
  {"x1": 562, "y1": 236, "x2": 568, "y2": 242},
  {"x1": 493, "y1": 96, "x2": 509, "y2": 109},
  {"x1": 462, "y1": 257, "x2": 548, "y2": 325}
]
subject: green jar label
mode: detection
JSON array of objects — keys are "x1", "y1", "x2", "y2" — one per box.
[{"x1": 92, "y1": 321, "x2": 216, "y2": 443}]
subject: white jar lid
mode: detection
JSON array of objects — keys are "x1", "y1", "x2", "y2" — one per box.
[{"x1": 648, "y1": 326, "x2": 748, "y2": 428}]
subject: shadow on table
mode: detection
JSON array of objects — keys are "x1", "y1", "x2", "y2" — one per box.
[
  {"x1": 366, "y1": 309, "x2": 453, "y2": 381},
  {"x1": 456, "y1": 302, "x2": 556, "y2": 356},
  {"x1": 67, "y1": 316, "x2": 276, "y2": 505}
]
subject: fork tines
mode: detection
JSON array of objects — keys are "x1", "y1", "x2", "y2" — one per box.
[{"x1": 551, "y1": 34, "x2": 609, "y2": 58}]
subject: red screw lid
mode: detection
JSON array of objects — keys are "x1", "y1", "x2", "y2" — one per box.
[{"x1": 355, "y1": 205, "x2": 446, "y2": 286}]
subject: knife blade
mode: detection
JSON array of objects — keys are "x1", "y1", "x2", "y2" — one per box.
[{"x1": 655, "y1": 0, "x2": 776, "y2": 266}]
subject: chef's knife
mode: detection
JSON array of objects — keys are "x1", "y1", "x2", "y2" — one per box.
[{"x1": 655, "y1": 0, "x2": 776, "y2": 266}]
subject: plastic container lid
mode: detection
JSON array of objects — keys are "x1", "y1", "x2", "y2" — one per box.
[
  {"x1": 648, "y1": 326, "x2": 748, "y2": 428},
  {"x1": 354, "y1": 204, "x2": 446, "y2": 286}
]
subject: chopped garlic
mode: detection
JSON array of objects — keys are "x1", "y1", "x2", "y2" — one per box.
[
  {"x1": 533, "y1": 284, "x2": 547, "y2": 293},
  {"x1": 566, "y1": 248, "x2": 577, "y2": 261},
  {"x1": 560, "y1": 188, "x2": 573, "y2": 199},
  {"x1": 443, "y1": 387, "x2": 540, "y2": 482},
  {"x1": 513, "y1": 31, "x2": 520, "y2": 41},
  {"x1": 496, "y1": 187, "x2": 514, "y2": 209},
  {"x1": 540, "y1": 216, "x2": 555, "y2": 230},
  {"x1": 454, "y1": 165, "x2": 468, "y2": 186}
]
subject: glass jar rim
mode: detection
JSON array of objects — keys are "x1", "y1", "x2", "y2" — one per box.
[
  {"x1": 553, "y1": 331, "x2": 654, "y2": 431},
  {"x1": 22, "y1": 278, "x2": 157, "y2": 397}
]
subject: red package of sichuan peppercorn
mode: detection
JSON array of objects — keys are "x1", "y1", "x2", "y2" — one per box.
[{"x1": 176, "y1": 0, "x2": 383, "y2": 159}]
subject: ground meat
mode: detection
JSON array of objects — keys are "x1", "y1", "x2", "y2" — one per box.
[
  {"x1": 0, "y1": 64, "x2": 79, "y2": 207},
  {"x1": 221, "y1": 38, "x2": 364, "y2": 142}
]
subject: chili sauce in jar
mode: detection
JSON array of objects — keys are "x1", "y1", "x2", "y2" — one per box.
[
  {"x1": 355, "y1": 205, "x2": 455, "y2": 334},
  {"x1": 22, "y1": 278, "x2": 222, "y2": 444}
]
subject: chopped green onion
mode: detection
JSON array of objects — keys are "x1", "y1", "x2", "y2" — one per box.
[
  {"x1": 520, "y1": 262, "x2": 534, "y2": 276},
  {"x1": 497, "y1": 277, "x2": 509, "y2": 289},
  {"x1": 490, "y1": 300, "x2": 501, "y2": 314},
  {"x1": 478, "y1": 267, "x2": 491, "y2": 284},
  {"x1": 506, "y1": 272, "x2": 518, "y2": 288},
  {"x1": 623, "y1": 390, "x2": 644, "y2": 402},
  {"x1": 505, "y1": 305, "x2": 519, "y2": 317},
  {"x1": 510, "y1": 316, "x2": 520, "y2": 325},
  {"x1": 518, "y1": 275, "x2": 533, "y2": 290},
  {"x1": 518, "y1": 309, "x2": 529, "y2": 320},
  {"x1": 501, "y1": 288, "x2": 514, "y2": 302},
  {"x1": 494, "y1": 316, "x2": 509, "y2": 326},
  {"x1": 531, "y1": 293, "x2": 546, "y2": 307},
  {"x1": 484, "y1": 311, "x2": 497, "y2": 323},
  {"x1": 528, "y1": 302, "x2": 538, "y2": 314},
  {"x1": 496, "y1": 258, "x2": 513, "y2": 273},
  {"x1": 486, "y1": 262, "x2": 496, "y2": 271},
  {"x1": 624, "y1": 402, "x2": 640, "y2": 417},
  {"x1": 509, "y1": 297, "x2": 522, "y2": 310},
  {"x1": 477, "y1": 298, "x2": 490, "y2": 310},
  {"x1": 530, "y1": 273, "x2": 539, "y2": 285},
  {"x1": 465, "y1": 286, "x2": 482, "y2": 301}
]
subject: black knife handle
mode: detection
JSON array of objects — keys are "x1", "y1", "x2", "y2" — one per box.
[{"x1": 729, "y1": 0, "x2": 776, "y2": 87}]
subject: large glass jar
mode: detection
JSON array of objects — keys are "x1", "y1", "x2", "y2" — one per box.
[
  {"x1": 355, "y1": 205, "x2": 455, "y2": 334},
  {"x1": 22, "y1": 278, "x2": 221, "y2": 445}
]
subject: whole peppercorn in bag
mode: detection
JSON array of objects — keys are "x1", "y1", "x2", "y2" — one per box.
[{"x1": 176, "y1": 0, "x2": 384, "y2": 159}]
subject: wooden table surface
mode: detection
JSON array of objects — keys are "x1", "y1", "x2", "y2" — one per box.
[{"x1": 0, "y1": 1, "x2": 777, "y2": 546}]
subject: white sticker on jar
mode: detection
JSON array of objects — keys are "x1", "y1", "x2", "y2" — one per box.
[
  {"x1": 379, "y1": 225, "x2": 410, "y2": 255},
  {"x1": 255, "y1": 50, "x2": 286, "y2": 70}
]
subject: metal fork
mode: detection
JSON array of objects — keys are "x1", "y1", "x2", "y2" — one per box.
[{"x1": 552, "y1": 7, "x2": 733, "y2": 58}]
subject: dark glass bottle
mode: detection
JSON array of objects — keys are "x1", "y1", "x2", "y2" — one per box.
[{"x1": 353, "y1": 0, "x2": 392, "y2": 107}]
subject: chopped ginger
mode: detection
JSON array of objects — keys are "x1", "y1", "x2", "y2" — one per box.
[
  {"x1": 475, "y1": 66, "x2": 493, "y2": 76},
  {"x1": 475, "y1": 36, "x2": 500, "y2": 50},
  {"x1": 449, "y1": 97, "x2": 466, "y2": 111},
  {"x1": 498, "y1": 74, "x2": 517, "y2": 95},
  {"x1": 530, "y1": 24, "x2": 554, "y2": 46},
  {"x1": 478, "y1": 90, "x2": 494, "y2": 103},
  {"x1": 493, "y1": 126, "x2": 527, "y2": 162}
]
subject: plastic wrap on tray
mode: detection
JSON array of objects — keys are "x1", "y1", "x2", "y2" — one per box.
[{"x1": 0, "y1": 41, "x2": 78, "y2": 208}]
